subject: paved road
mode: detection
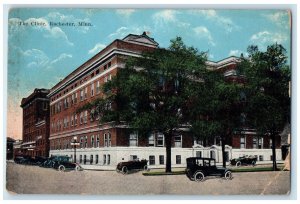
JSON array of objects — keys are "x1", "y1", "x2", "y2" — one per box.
[{"x1": 6, "y1": 162, "x2": 290, "y2": 196}]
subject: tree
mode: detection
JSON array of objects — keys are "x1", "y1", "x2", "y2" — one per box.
[
  {"x1": 239, "y1": 44, "x2": 291, "y2": 170},
  {"x1": 78, "y1": 37, "x2": 208, "y2": 173}
]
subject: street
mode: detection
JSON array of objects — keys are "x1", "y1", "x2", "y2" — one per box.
[{"x1": 6, "y1": 162, "x2": 290, "y2": 196}]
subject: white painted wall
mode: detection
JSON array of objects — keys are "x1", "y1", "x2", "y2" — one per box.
[{"x1": 50, "y1": 145, "x2": 282, "y2": 168}]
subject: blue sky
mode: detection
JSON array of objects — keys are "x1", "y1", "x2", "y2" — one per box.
[{"x1": 7, "y1": 8, "x2": 291, "y2": 139}]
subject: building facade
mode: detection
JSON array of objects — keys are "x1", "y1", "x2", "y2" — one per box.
[
  {"x1": 20, "y1": 88, "x2": 50, "y2": 157},
  {"x1": 49, "y1": 33, "x2": 282, "y2": 168},
  {"x1": 6, "y1": 137, "x2": 15, "y2": 160}
]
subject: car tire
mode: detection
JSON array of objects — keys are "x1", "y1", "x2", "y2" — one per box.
[
  {"x1": 75, "y1": 165, "x2": 81, "y2": 171},
  {"x1": 58, "y1": 165, "x2": 65, "y2": 172},
  {"x1": 224, "y1": 171, "x2": 233, "y2": 180},
  {"x1": 193, "y1": 171, "x2": 205, "y2": 182},
  {"x1": 236, "y1": 161, "x2": 241, "y2": 167},
  {"x1": 122, "y1": 166, "x2": 128, "y2": 174},
  {"x1": 144, "y1": 165, "x2": 149, "y2": 171}
]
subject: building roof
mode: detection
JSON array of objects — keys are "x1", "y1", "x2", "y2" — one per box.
[{"x1": 20, "y1": 88, "x2": 50, "y2": 108}]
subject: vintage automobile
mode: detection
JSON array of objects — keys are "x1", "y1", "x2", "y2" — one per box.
[
  {"x1": 14, "y1": 155, "x2": 36, "y2": 165},
  {"x1": 185, "y1": 157, "x2": 233, "y2": 182},
  {"x1": 116, "y1": 159, "x2": 149, "y2": 174},
  {"x1": 230, "y1": 156, "x2": 257, "y2": 167},
  {"x1": 51, "y1": 156, "x2": 82, "y2": 172}
]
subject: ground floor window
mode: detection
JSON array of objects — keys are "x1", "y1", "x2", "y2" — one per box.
[
  {"x1": 210, "y1": 151, "x2": 216, "y2": 159},
  {"x1": 79, "y1": 155, "x2": 82, "y2": 163},
  {"x1": 103, "y1": 155, "x2": 106, "y2": 165},
  {"x1": 149, "y1": 155, "x2": 155, "y2": 165},
  {"x1": 95, "y1": 155, "x2": 99, "y2": 164},
  {"x1": 176, "y1": 155, "x2": 181, "y2": 164},
  {"x1": 259, "y1": 155, "x2": 264, "y2": 161},
  {"x1": 107, "y1": 154, "x2": 110, "y2": 165},
  {"x1": 90, "y1": 155, "x2": 93, "y2": 164},
  {"x1": 84, "y1": 155, "x2": 87, "y2": 164},
  {"x1": 196, "y1": 151, "x2": 202, "y2": 157},
  {"x1": 159, "y1": 155, "x2": 164, "y2": 165}
]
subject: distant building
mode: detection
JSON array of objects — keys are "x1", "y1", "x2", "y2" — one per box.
[
  {"x1": 48, "y1": 33, "x2": 282, "y2": 167},
  {"x1": 6, "y1": 137, "x2": 15, "y2": 160},
  {"x1": 20, "y1": 88, "x2": 50, "y2": 157},
  {"x1": 13, "y1": 139, "x2": 23, "y2": 157}
]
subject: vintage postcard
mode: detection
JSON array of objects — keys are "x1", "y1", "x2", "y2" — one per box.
[{"x1": 5, "y1": 7, "x2": 292, "y2": 197}]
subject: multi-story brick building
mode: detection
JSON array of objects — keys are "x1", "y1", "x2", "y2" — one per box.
[
  {"x1": 48, "y1": 33, "x2": 282, "y2": 168},
  {"x1": 20, "y1": 88, "x2": 50, "y2": 157}
]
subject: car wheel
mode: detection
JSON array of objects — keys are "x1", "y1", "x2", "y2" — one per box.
[
  {"x1": 75, "y1": 165, "x2": 81, "y2": 171},
  {"x1": 252, "y1": 161, "x2": 256, "y2": 167},
  {"x1": 58, "y1": 165, "x2": 65, "y2": 172},
  {"x1": 122, "y1": 166, "x2": 128, "y2": 174},
  {"x1": 193, "y1": 171, "x2": 205, "y2": 182},
  {"x1": 236, "y1": 161, "x2": 241, "y2": 167},
  {"x1": 144, "y1": 165, "x2": 149, "y2": 171},
  {"x1": 224, "y1": 171, "x2": 233, "y2": 180}
]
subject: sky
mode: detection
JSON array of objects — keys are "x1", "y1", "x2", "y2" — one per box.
[{"x1": 7, "y1": 8, "x2": 291, "y2": 139}]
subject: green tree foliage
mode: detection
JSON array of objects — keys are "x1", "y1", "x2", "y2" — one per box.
[{"x1": 239, "y1": 43, "x2": 291, "y2": 170}]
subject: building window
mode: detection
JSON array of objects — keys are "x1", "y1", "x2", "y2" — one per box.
[
  {"x1": 91, "y1": 135, "x2": 94, "y2": 147},
  {"x1": 71, "y1": 94, "x2": 75, "y2": 105},
  {"x1": 84, "y1": 110, "x2": 88, "y2": 124},
  {"x1": 79, "y1": 155, "x2": 82, "y2": 163},
  {"x1": 149, "y1": 155, "x2": 155, "y2": 165},
  {"x1": 85, "y1": 87, "x2": 88, "y2": 99},
  {"x1": 258, "y1": 137, "x2": 263, "y2": 149},
  {"x1": 107, "y1": 154, "x2": 110, "y2": 165},
  {"x1": 96, "y1": 135, "x2": 100, "y2": 147},
  {"x1": 74, "y1": 114, "x2": 77, "y2": 125},
  {"x1": 104, "y1": 76, "x2": 108, "y2": 83},
  {"x1": 253, "y1": 137, "x2": 257, "y2": 149},
  {"x1": 148, "y1": 133, "x2": 155, "y2": 146},
  {"x1": 269, "y1": 139, "x2": 273, "y2": 149},
  {"x1": 71, "y1": 115, "x2": 74, "y2": 126},
  {"x1": 90, "y1": 155, "x2": 93, "y2": 164},
  {"x1": 84, "y1": 136, "x2": 88, "y2": 148},
  {"x1": 157, "y1": 133, "x2": 164, "y2": 147},
  {"x1": 159, "y1": 155, "x2": 164, "y2": 165},
  {"x1": 104, "y1": 133, "x2": 111, "y2": 147},
  {"x1": 84, "y1": 155, "x2": 87, "y2": 164},
  {"x1": 91, "y1": 83, "x2": 94, "y2": 97},
  {"x1": 80, "y1": 112, "x2": 83, "y2": 124},
  {"x1": 80, "y1": 137, "x2": 83, "y2": 148},
  {"x1": 74, "y1": 92, "x2": 78, "y2": 103},
  {"x1": 96, "y1": 81, "x2": 100, "y2": 94},
  {"x1": 196, "y1": 151, "x2": 202, "y2": 157},
  {"x1": 259, "y1": 155, "x2": 264, "y2": 161},
  {"x1": 240, "y1": 136, "x2": 246, "y2": 148},
  {"x1": 176, "y1": 155, "x2": 181, "y2": 164},
  {"x1": 130, "y1": 155, "x2": 138, "y2": 160},
  {"x1": 210, "y1": 151, "x2": 216, "y2": 159},
  {"x1": 174, "y1": 135, "x2": 182, "y2": 148},
  {"x1": 95, "y1": 155, "x2": 99, "y2": 164},
  {"x1": 80, "y1": 89, "x2": 84, "y2": 101},
  {"x1": 103, "y1": 155, "x2": 106, "y2": 165},
  {"x1": 129, "y1": 132, "x2": 138, "y2": 146},
  {"x1": 90, "y1": 109, "x2": 95, "y2": 122}
]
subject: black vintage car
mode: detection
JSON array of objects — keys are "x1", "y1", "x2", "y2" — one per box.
[
  {"x1": 185, "y1": 157, "x2": 233, "y2": 182},
  {"x1": 116, "y1": 159, "x2": 148, "y2": 174},
  {"x1": 230, "y1": 156, "x2": 257, "y2": 167},
  {"x1": 51, "y1": 156, "x2": 82, "y2": 172}
]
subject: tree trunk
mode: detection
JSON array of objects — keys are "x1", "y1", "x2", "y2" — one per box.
[
  {"x1": 165, "y1": 132, "x2": 172, "y2": 173},
  {"x1": 271, "y1": 131, "x2": 277, "y2": 171},
  {"x1": 221, "y1": 135, "x2": 226, "y2": 168}
]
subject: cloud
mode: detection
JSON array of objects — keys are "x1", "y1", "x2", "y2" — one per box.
[
  {"x1": 193, "y1": 26, "x2": 216, "y2": 46},
  {"x1": 20, "y1": 48, "x2": 72, "y2": 69},
  {"x1": 153, "y1": 10, "x2": 178, "y2": 23},
  {"x1": 190, "y1": 9, "x2": 238, "y2": 33},
  {"x1": 116, "y1": 9, "x2": 135, "y2": 18},
  {"x1": 263, "y1": 11, "x2": 290, "y2": 28},
  {"x1": 8, "y1": 17, "x2": 74, "y2": 46},
  {"x1": 88, "y1": 43, "x2": 106, "y2": 55},
  {"x1": 250, "y1": 31, "x2": 288, "y2": 47}
]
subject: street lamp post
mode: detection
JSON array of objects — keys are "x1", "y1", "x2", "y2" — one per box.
[{"x1": 70, "y1": 136, "x2": 80, "y2": 163}]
